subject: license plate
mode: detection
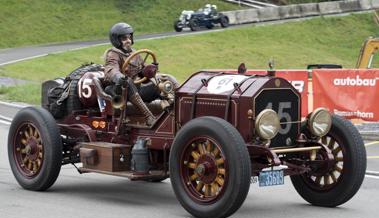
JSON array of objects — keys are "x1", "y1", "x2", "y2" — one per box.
[{"x1": 259, "y1": 170, "x2": 284, "y2": 187}]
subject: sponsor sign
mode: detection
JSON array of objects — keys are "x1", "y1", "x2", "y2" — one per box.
[{"x1": 313, "y1": 69, "x2": 379, "y2": 121}]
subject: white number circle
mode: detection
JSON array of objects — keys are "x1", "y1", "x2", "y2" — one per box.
[{"x1": 207, "y1": 75, "x2": 247, "y2": 94}]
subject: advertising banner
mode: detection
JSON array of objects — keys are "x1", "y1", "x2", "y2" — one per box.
[{"x1": 313, "y1": 69, "x2": 379, "y2": 121}]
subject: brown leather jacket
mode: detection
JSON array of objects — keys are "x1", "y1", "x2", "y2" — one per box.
[{"x1": 104, "y1": 47, "x2": 143, "y2": 83}]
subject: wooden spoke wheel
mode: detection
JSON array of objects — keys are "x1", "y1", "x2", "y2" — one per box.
[
  {"x1": 13, "y1": 123, "x2": 44, "y2": 178},
  {"x1": 180, "y1": 137, "x2": 228, "y2": 203},
  {"x1": 291, "y1": 115, "x2": 366, "y2": 207},
  {"x1": 304, "y1": 135, "x2": 345, "y2": 190},
  {"x1": 170, "y1": 116, "x2": 251, "y2": 218},
  {"x1": 8, "y1": 107, "x2": 62, "y2": 191}
]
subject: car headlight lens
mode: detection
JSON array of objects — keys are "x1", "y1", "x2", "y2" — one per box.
[
  {"x1": 159, "y1": 81, "x2": 174, "y2": 94},
  {"x1": 255, "y1": 109, "x2": 280, "y2": 140},
  {"x1": 308, "y1": 108, "x2": 332, "y2": 137}
]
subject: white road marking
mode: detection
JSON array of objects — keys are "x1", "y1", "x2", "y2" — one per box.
[
  {"x1": 0, "y1": 101, "x2": 28, "y2": 109},
  {"x1": 366, "y1": 170, "x2": 379, "y2": 176},
  {"x1": 0, "y1": 119, "x2": 11, "y2": 125},
  {"x1": 0, "y1": 114, "x2": 12, "y2": 122},
  {"x1": 0, "y1": 54, "x2": 49, "y2": 66},
  {"x1": 365, "y1": 175, "x2": 379, "y2": 180},
  {"x1": 365, "y1": 141, "x2": 379, "y2": 147}
]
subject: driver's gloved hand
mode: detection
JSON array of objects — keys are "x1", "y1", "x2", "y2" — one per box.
[
  {"x1": 114, "y1": 73, "x2": 127, "y2": 86},
  {"x1": 113, "y1": 73, "x2": 127, "y2": 95}
]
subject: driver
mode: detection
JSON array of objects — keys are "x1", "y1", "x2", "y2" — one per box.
[{"x1": 104, "y1": 22, "x2": 155, "y2": 125}]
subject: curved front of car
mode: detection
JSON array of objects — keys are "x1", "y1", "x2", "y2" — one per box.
[
  {"x1": 174, "y1": 72, "x2": 301, "y2": 148},
  {"x1": 252, "y1": 78, "x2": 301, "y2": 147}
]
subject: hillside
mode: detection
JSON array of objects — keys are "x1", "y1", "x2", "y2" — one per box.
[
  {"x1": 0, "y1": 0, "x2": 244, "y2": 49},
  {"x1": 0, "y1": 12, "x2": 378, "y2": 104}
]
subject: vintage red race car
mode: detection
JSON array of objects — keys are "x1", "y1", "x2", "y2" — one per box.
[{"x1": 8, "y1": 49, "x2": 366, "y2": 218}]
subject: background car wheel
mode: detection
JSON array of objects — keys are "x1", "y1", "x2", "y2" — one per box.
[
  {"x1": 189, "y1": 19, "x2": 200, "y2": 31},
  {"x1": 206, "y1": 24, "x2": 213, "y2": 29},
  {"x1": 8, "y1": 107, "x2": 62, "y2": 191},
  {"x1": 220, "y1": 16, "x2": 229, "y2": 28},
  {"x1": 174, "y1": 20, "x2": 183, "y2": 32},
  {"x1": 170, "y1": 116, "x2": 251, "y2": 218},
  {"x1": 291, "y1": 115, "x2": 366, "y2": 207}
]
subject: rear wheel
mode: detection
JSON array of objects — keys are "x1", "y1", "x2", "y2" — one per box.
[
  {"x1": 174, "y1": 20, "x2": 183, "y2": 32},
  {"x1": 170, "y1": 116, "x2": 251, "y2": 218},
  {"x1": 291, "y1": 115, "x2": 366, "y2": 207},
  {"x1": 8, "y1": 107, "x2": 62, "y2": 191},
  {"x1": 220, "y1": 16, "x2": 229, "y2": 28}
]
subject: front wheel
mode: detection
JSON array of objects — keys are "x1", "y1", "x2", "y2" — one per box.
[
  {"x1": 170, "y1": 116, "x2": 251, "y2": 218},
  {"x1": 8, "y1": 107, "x2": 62, "y2": 191},
  {"x1": 189, "y1": 19, "x2": 200, "y2": 31},
  {"x1": 291, "y1": 115, "x2": 366, "y2": 207}
]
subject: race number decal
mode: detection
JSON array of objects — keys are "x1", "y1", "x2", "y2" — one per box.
[
  {"x1": 266, "y1": 102, "x2": 292, "y2": 134},
  {"x1": 207, "y1": 75, "x2": 248, "y2": 94},
  {"x1": 78, "y1": 72, "x2": 104, "y2": 99},
  {"x1": 78, "y1": 78, "x2": 93, "y2": 98}
]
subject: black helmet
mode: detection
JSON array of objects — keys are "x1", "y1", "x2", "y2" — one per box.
[{"x1": 109, "y1": 22, "x2": 134, "y2": 49}]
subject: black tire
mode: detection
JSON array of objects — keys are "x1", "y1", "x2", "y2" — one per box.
[
  {"x1": 291, "y1": 115, "x2": 366, "y2": 207},
  {"x1": 8, "y1": 107, "x2": 62, "y2": 191},
  {"x1": 220, "y1": 15, "x2": 229, "y2": 28},
  {"x1": 170, "y1": 116, "x2": 251, "y2": 218},
  {"x1": 206, "y1": 24, "x2": 213, "y2": 29},
  {"x1": 174, "y1": 20, "x2": 183, "y2": 32},
  {"x1": 66, "y1": 79, "x2": 83, "y2": 114},
  {"x1": 189, "y1": 19, "x2": 200, "y2": 31}
]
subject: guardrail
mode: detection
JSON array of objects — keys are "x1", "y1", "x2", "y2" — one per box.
[
  {"x1": 225, "y1": 0, "x2": 278, "y2": 9},
  {"x1": 223, "y1": 0, "x2": 379, "y2": 25}
]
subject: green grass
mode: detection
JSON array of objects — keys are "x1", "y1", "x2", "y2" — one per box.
[
  {"x1": 0, "y1": 0, "x2": 244, "y2": 49},
  {"x1": 0, "y1": 83, "x2": 40, "y2": 104},
  {"x1": 1, "y1": 12, "x2": 378, "y2": 105}
]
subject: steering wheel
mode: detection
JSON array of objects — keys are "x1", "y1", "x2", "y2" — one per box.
[{"x1": 121, "y1": 49, "x2": 158, "y2": 84}]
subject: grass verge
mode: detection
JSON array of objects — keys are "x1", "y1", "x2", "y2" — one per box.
[{"x1": 0, "y1": 0, "x2": 243, "y2": 49}]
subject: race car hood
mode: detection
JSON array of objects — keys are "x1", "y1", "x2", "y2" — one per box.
[{"x1": 176, "y1": 71, "x2": 283, "y2": 97}]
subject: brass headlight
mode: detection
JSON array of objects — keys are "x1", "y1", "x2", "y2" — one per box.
[
  {"x1": 255, "y1": 109, "x2": 280, "y2": 140},
  {"x1": 159, "y1": 80, "x2": 174, "y2": 94},
  {"x1": 308, "y1": 108, "x2": 332, "y2": 137}
]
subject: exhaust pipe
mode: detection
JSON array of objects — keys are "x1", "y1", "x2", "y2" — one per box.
[{"x1": 92, "y1": 77, "x2": 126, "y2": 109}]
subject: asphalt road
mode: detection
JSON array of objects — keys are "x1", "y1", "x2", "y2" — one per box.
[
  {"x1": 0, "y1": 32, "x2": 183, "y2": 66},
  {"x1": 0, "y1": 120, "x2": 378, "y2": 218}
]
